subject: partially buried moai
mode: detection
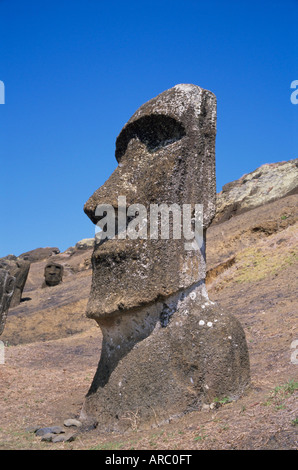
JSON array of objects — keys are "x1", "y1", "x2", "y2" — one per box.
[
  {"x1": 0, "y1": 256, "x2": 30, "y2": 307},
  {"x1": 0, "y1": 269, "x2": 16, "y2": 336},
  {"x1": 43, "y1": 262, "x2": 64, "y2": 287},
  {"x1": 81, "y1": 84, "x2": 250, "y2": 430}
]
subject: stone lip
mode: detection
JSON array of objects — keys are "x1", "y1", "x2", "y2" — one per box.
[{"x1": 213, "y1": 158, "x2": 298, "y2": 224}]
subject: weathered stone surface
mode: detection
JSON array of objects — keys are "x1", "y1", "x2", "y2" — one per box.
[
  {"x1": 41, "y1": 433, "x2": 56, "y2": 442},
  {"x1": 40, "y1": 431, "x2": 76, "y2": 443},
  {"x1": 81, "y1": 84, "x2": 250, "y2": 429},
  {"x1": 64, "y1": 418, "x2": 82, "y2": 428},
  {"x1": 84, "y1": 83, "x2": 217, "y2": 318},
  {"x1": 35, "y1": 426, "x2": 64, "y2": 436},
  {"x1": 0, "y1": 269, "x2": 16, "y2": 335},
  {"x1": 213, "y1": 159, "x2": 298, "y2": 224},
  {"x1": 42, "y1": 262, "x2": 64, "y2": 287},
  {"x1": 81, "y1": 285, "x2": 250, "y2": 431},
  {"x1": 19, "y1": 247, "x2": 60, "y2": 263},
  {"x1": 25, "y1": 425, "x2": 40, "y2": 433},
  {"x1": 75, "y1": 238, "x2": 95, "y2": 250},
  {"x1": 52, "y1": 432, "x2": 76, "y2": 443},
  {"x1": 0, "y1": 257, "x2": 29, "y2": 308}
]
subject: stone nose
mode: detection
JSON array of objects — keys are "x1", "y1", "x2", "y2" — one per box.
[{"x1": 84, "y1": 165, "x2": 138, "y2": 226}]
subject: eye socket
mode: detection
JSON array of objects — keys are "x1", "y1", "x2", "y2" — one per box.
[{"x1": 115, "y1": 114, "x2": 186, "y2": 162}]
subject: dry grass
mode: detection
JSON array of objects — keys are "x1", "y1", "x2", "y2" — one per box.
[{"x1": 0, "y1": 203, "x2": 297, "y2": 450}]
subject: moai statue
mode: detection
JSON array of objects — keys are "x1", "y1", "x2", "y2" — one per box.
[
  {"x1": 81, "y1": 84, "x2": 250, "y2": 430},
  {"x1": 43, "y1": 262, "x2": 64, "y2": 287},
  {"x1": 0, "y1": 256, "x2": 30, "y2": 307},
  {"x1": 0, "y1": 269, "x2": 16, "y2": 336}
]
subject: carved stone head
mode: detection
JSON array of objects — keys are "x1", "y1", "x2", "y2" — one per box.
[
  {"x1": 43, "y1": 262, "x2": 64, "y2": 287},
  {"x1": 84, "y1": 84, "x2": 217, "y2": 320}
]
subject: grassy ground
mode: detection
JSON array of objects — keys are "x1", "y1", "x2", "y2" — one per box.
[{"x1": 0, "y1": 198, "x2": 297, "y2": 450}]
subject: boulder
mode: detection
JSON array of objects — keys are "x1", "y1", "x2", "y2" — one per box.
[
  {"x1": 214, "y1": 159, "x2": 298, "y2": 224},
  {"x1": 19, "y1": 247, "x2": 60, "y2": 263}
]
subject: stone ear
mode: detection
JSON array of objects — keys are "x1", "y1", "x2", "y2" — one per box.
[
  {"x1": 5, "y1": 275, "x2": 15, "y2": 295},
  {"x1": 115, "y1": 114, "x2": 186, "y2": 162}
]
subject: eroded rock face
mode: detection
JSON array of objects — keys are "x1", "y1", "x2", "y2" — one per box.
[
  {"x1": 0, "y1": 269, "x2": 16, "y2": 335},
  {"x1": 75, "y1": 238, "x2": 95, "y2": 251},
  {"x1": 214, "y1": 159, "x2": 298, "y2": 224},
  {"x1": 19, "y1": 247, "x2": 60, "y2": 263},
  {"x1": 81, "y1": 84, "x2": 250, "y2": 429},
  {"x1": 0, "y1": 257, "x2": 30, "y2": 307},
  {"x1": 43, "y1": 262, "x2": 64, "y2": 287}
]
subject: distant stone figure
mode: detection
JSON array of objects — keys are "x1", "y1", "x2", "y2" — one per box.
[
  {"x1": 0, "y1": 256, "x2": 30, "y2": 307},
  {"x1": 43, "y1": 262, "x2": 64, "y2": 287},
  {"x1": 80, "y1": 84, "x2": 250, "y2": 430},
  {"x1": 0, "y1": 269, "x2": 16, "y2": 335}
]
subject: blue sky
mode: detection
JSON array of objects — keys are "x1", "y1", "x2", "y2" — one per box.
[{"x1": 0, "y1": 0, "x2": 297, "y2": 257}]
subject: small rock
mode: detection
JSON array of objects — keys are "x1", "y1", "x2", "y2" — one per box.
[
  {"x1": 25, "y1": 425, "x2": 40, "y2": 433},
  {"x1": 201, "y1": 404, "x2": 210, "y2": 412},
  {"x1": 35, "y1": 426, "x2": 65, "y2": 437},
  {"x1": 52, "y1": 432, "x2": 76, "y2": 443},
  {"x1": 64, "y1": 418, "x2": 82, "y2": 428},
  {"x1": 41, "y1": 433, "x2": 55, "y2": 442},
  {"x1": 75, "y1": 238, "x2": 95, "y2": 250}
]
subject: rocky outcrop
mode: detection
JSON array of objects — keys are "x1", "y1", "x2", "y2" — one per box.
[{"x1": 213, "y1": 159, "x2": 298, "y2": 224}]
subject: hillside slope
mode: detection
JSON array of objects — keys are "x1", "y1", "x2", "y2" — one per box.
[{"x1": 0, "y1": 161, "x2": 297, "y2": 450}]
